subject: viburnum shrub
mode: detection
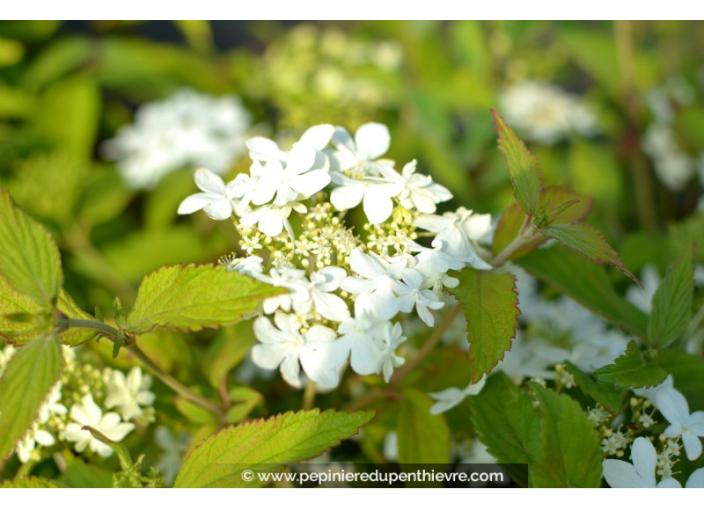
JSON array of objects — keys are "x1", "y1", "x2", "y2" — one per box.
[{"x1": 0, "y1": 111, "x2": 702, "y2": 488}]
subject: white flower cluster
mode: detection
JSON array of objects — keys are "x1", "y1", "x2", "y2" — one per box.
[
  {"x1": 498, "y1": 81, "x2": 599, "y2": 145},
  {"x1": 0, "y1": 345, "x2": 155, "y2": 462},
  {"x1": 103, "y1": 89, "x2": 251, "y2": 189},
  {"x1": 178, "y1": 122, "x2": 493, "y2": 389},
  {"x1": 603, "y1": 376, "x2": 704, "y2": 488}
]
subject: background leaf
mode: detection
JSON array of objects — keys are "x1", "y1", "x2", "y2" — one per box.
[
  {"x1": 397, "y1": 388, "x2": 450, "y2": 465},
  {"x1": 125, "y1": 265, "x2": 284, "y2": 334},
  {"x1": 0, "y1": 190, "x2": 63, "y2": 306},
  {"x1": 518, "y1": 244, "x2": 648, "y2": 339},
  {"x1": 448, "y1": 269, "x2": 519, "y2": 382},
  {"x1": 564, "y1": 361, "x2": 623, "y2": 415},
  {"x1": 174, "y1": 409, "x2": 375, "y2": 488},
  {"x1": 0, "y1": 333, "x2": 63, "y2": 464},
  {"x1": 647, "y1": 256, "x2": 694, "y2": 349}
]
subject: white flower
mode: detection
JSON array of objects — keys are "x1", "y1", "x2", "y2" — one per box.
[
  {"x1": 240, "y1": 201, "x2": 307, "y2": 237},
  {"x1": 686, "y1": 467, "x2": 704, "y2": 488},
  {"x1": 396, "y1": 269, "x2": 445, "y2": 326},
  {"x1": 243, "y1": 125, "x2": 334, "y2": 206},
  {"x1": 225, "y1": 255, "x2": 264, "y2": 277},
  {"x1": 655, "y1": 388, "x2": 704, "y2": 461},
  {"x1": 251, "y1": 312, "x2": 348, "y2": 388},
  {"x1": 16, "y1": 425, "x2": 55, "y2": 463},
  {"x1": 415, "y1": 207, "x2": 492, "y2": 269},
  {"x1": 154, "y1": 426, "x2": 191, "y2": 486},
  {"x1": 37, "y1": 383, "x2": 67, "y2": 424},
  {"x1": 626, "y1": 265, "x2": 661, "y2": 313},
  {"x1": 378, "y1": 160, "x2": 452, "y2": 213},
  {"x1": 428, "y1": 377, "x2": 486, "y2": 415},
  {"x1": 341, "y1": 249, "x2": 418, "y2": 320},
  {"x1": 603, "y1": 437, "x2": 681, "y2": 488},
  {"x1": 104, "y1": 89, "x2": 251, "y2": 189},
  {"x1": 297, "y1": 266, "x2": 351, "y2": 322},
  {"x1": 62, "y1": 395, "x2": 135, "y2": 458},
  {"x1": 338, "y1": 315, "x2": 389, "y2": 376},
  {"x1": 254, "y1": 267, "x2": 310, "y2": 315},
  {"x1": 327, "y1": 122, "x2": 392, "y2": 176},
  {"x1": 633, "y1": 374, "x2": 675, "y2": 403},
  {"x1": 498, "y1": 81, "x2": 598, "y2": 145},
  {"x1": 409, "y1": 239, "x2": 464, "y2": 292},
  {"x1": 105, "y1": 367, "x2": 156, "y2": 421},
  {"x1": 329, "y1": 172, "x2": 402, "y2": 224},
  {"x1": 376, "y1": 322, "x2": 407, "y2": 382},
  {"x1": 177, "y1": 168, "x2": 243, "y2": 220}
]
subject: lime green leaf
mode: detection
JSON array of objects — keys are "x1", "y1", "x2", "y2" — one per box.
[
  {"x1": 564, "y1": 361, "x2": 623, "y2": 415},
  {"x1": 448, "y1": 269, "x2": 519, "y2": 382},
  {"x1": 175, "y1": 396, "x2": 218, "y2": 425},
  {"x1": 471, "y1": 373, "x2": 542, "y2": 467},
  {"x1": 518, "y1": 244, "x2": 648, "y2": 339},
  {"x1": 125, "y1": 265, "x2": 284, "y2": 335},
  {"x1": 174, "y1": 409, "x2": 375, "y2": 488},
  {"x1": 397, "y1": 388, "x2": 450, "y2": 465},
  {"x1": 0, "y1": 190, "x2": 62, "y2": 306},
  {"x1": 173, "y1": 20, "x2": 213, "y2": 52},
  {"x1": 669, "y1": 213, "x2": 704, "y2": 263},
  {"x1": 0, "y1": 333, "x2": 63, "y2": 464},
  {"x1": 594, "y1": 340, "x2": 667, "y2": 389},
  {"x1": 0, "y1": 277, "x2": 96, "y2": 346},
  {"x1": 0, "y1": 476, "x2": 63, "y2": 488},
  {"x1": 493, "y1": 186, "x2": 593, "y2": 260},
  {"x1": 530, "y1": 384, "x2": 602, "y2": 488},
  {"x1": 648, "y1": 256, "x2": 694, "y2": 349},
  {"x1": 651, "y1": 350, "x2": 704, "y2": 411},
  {"x1": 61, "y1": 453, "x2": 114, "y2": 488},
  {"x1": 540, "y1": 222, "x2": 638, "y2": 284},
  {"x1": 225, "y1": 387, "x2": 262, "y2": 424},
  {"x1": 492, "y1": 109, "x2": 543, "y2": 215}
]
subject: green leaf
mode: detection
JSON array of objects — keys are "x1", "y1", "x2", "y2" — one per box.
[
  {"x1": 125, "y1": 265, "x2": 284, "y2": 335},
  {"x1": 540, "y1": 222, "x2": 638, "y2": 284},
  {"x1": 518, "y1": 244, "x2": 648, "y2": 339},
  {"x1": 650, "y1": 350, "x2": 704, "y2": 411},
  {"x1": 397, "y1": 388, "x2": 450, "y2": 465},
  {"x1": 471, "y1": 373, "x2": 542, "y2": 466},
  {"x1": 530, "y1": 384, "x2": 602, "y2": 488},
  {"x1": 175, "y1": 396, "x2": 218, "y2": 425},
  {"x1": 225, "y1": 387, "x2": 262, "y2": 424},
  {"x1": 564, "y1": 361, "x2": 623, "y2": 415},
  {"x1": 669, "y1": 213, "x2": 704, "y2": 263},
  {"x1": 491, "y1": 109, "x2": 543, "y2": 215},
  {"x1": 648, "y1": 256, "x2": 694, "y2": 349},
  {"x1": 0, "y1": 190, "x2": 62, "y2": 306},
  {"x1": 448, "y1": 269, "x2": 519, "y2": 382},
  {"x1": 0, "y1": 476, "x2": 63, "y2": 488},
  {"x1": 492, "y1": 186, "x2": 593, "y2": 260},
  {"x1": 61, "y1": 453, "x2": 114, "y2": 488},
  {"x1": 0, "y1": 277, "x2": 96, "y2": 347},
  {"x1": 594, "y1": 340, "x2": 667, "y2": 389},
  {"x1": 0, "y1": 333, "x2": 63, "y2": 464},
  {"x1": 174, "y1": 409, "x2": 375, "y2": 488}
]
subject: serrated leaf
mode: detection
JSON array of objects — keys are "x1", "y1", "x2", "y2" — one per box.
[
  {"x1": 493, "y1": 186, "x2": 593, "y2": 260},
  {"x1": 530, "y1": 384, "x2": 602, "y2": 488},
  {"x1": 448, "y1": 269, "x2": 519, "y2": 382},
  {"x1": 540, "y1": 222, "x2": 638, "y2": 284},
  {"x1": 174, "y1": 409, "x2": 375, "y2": 488},
  {"x1": 0, "y1": 189, "x2": 62, "y2": 306},
  {"x1": 0, "y1": 333, "x2": 63, "y2": 464},
  {"x1": 648, "y1": 256, "x2": 694, "y2": 349},
  {"x1": 593, "y1": 340, "x2": 667, "y2": 389},
  {"x1": 397, "y1": 388, "x2": 450, "y2": 465},
  {"x1": 125, "y1": 265, "x2": 284, "y2": 335},
  {"x1": 470, "y1": 373, "x2": 542, "y2": 467},
  {"x1": 564, "y1": 361, "x2": 623, "y2": 415},
  {"x1": 0, "y1": 476, "x2": 63, "y2": 488},
  {"x1": 492, "y1": 109, "x2": 543, "y2": 215},
  {"x1": 518, "y1": 244, "x2": 648, "y2": 339}
]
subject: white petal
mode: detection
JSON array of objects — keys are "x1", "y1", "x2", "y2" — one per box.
[
  {"x1": 298, "y1": 124, "x2": 334, "y2": 150},
  {"x1": 682, "y1": 432, "x2": 703, "y2": 461},
  {"x1": 355, "y1": 123, "x2": 390, "y2": 161},
  {"x1": 291, "y1": 170, "x2": 331, "y2": 198},
  {"x1": 312, "y1": 292, "x2": 351, "y2": 322},
  {"x1": 631, "y1": 437, "x2": 657, "y2": 486},
  {"x1": 656, "y1": 389, "x2": 690, "y2": 427},
  {"x1": 247, "y1": 137, "x2": 283, "y2": 162},
  {"x1": 686, "y1": 467, "x2": 704, "y2": 488},
  {"x1": 603, "y1": 459, "x2": 649, "y2": 488},
  {"x1": 363, "y1": 185, "x2": 394, "y2": 224},
  {"x1": 348, "y1": 337, "x2": 382, "y2": 376},
  {"x1": 177, "y1": 193, "x2": 215, "y2": 215},
  {"x1": 194, "y1": 168, "x2": 226, "y2": 194},
  {"x1": 331, "y1": 183, "x2": 364, "y2": 211},
  {"x1": 203, "y1": 199, "x2": 234, "y2": 221},
  {"x1": 252, "y1": 344, "x2": 287, "y2": 370},
  {"x1": 656, "y1": 478, "x2": 682, "y2": 488}
]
